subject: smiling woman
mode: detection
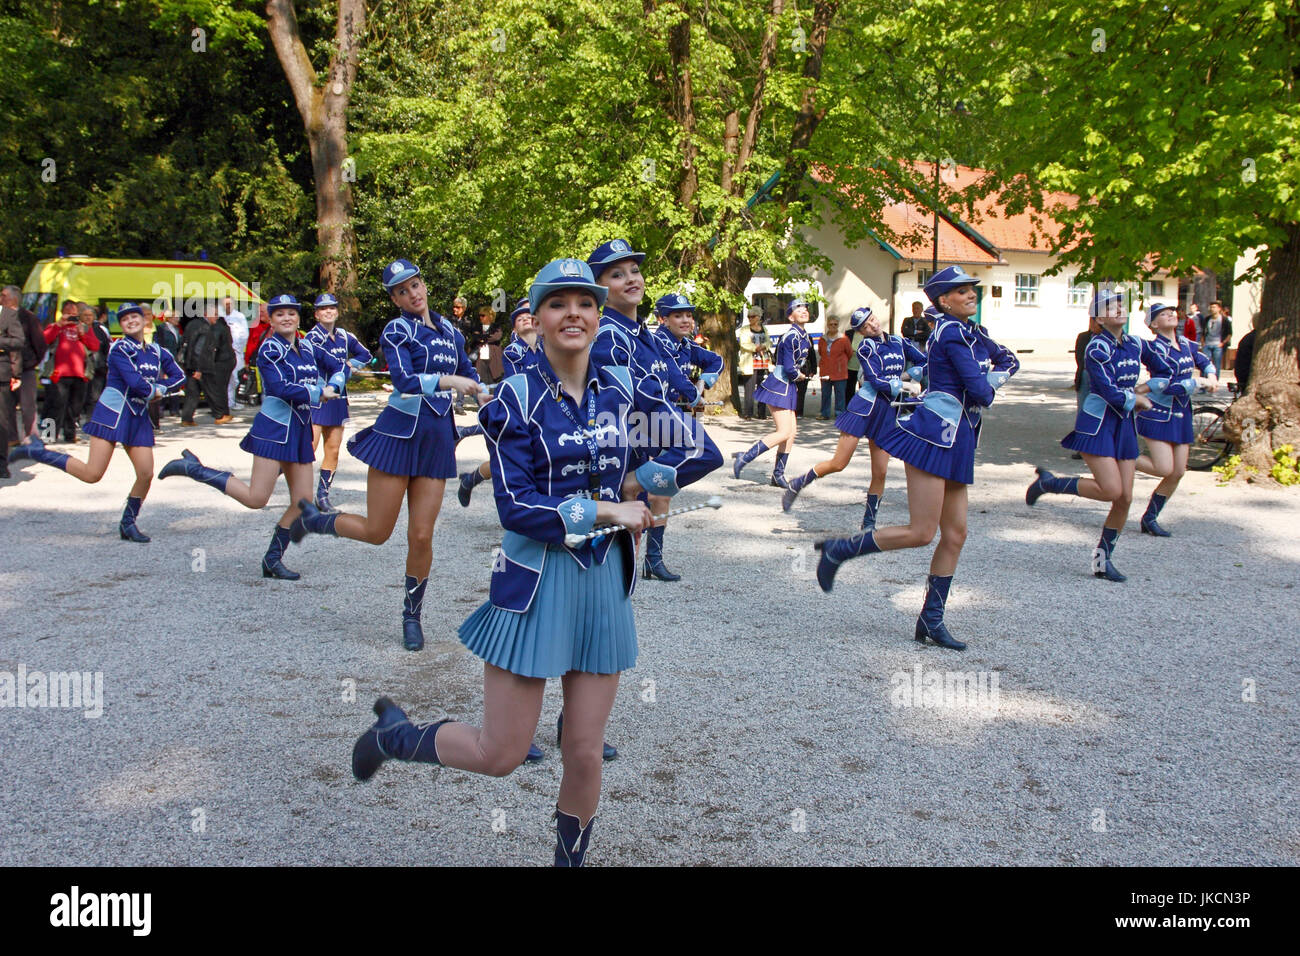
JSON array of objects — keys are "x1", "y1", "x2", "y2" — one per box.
[{"x1": 348, "y1": 256, "x2": 722, "y2": 867}]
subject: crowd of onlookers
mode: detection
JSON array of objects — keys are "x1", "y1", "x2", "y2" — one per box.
[{"x1": 1, "y1": 290, "x2": 264, "y2": 479}]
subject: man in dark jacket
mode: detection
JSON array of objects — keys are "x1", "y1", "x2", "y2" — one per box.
[
  {"x1": 1233, "y1": 324, "x2": 1257, "y2": 394},
  {"x1": 0, "y1": 299, "x2": 27, "y2": 475},
  {"x1": 179, "y1": 309, "x2": 208, "y2": 425},
  {"x1": 186, "y1": 304, "x2": 235, "y2": 424},
  {"x1": 152, "y1": 308, "x2": 183, "y2": 422},
  {"x1": 84, "y1": 304, "x2": 112, "y2": 410},
  {"x1": 1, "y1": 285, "x2": 46, "y2": 450}
]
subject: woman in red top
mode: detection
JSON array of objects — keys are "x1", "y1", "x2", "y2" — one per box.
[
  {"x1": 43, "y1": 301, "x2": 101, "y2": 442},
  {"x1": 816, "y1": 316, "x2": 853, "y2": 419}
]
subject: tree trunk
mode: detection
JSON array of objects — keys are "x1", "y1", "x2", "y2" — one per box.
[
  {"x1": 1224, "y1": 220, "x2": 1300, "y2": 479},
  {"x1": 265, "y1": 0, "x2": 364, "y2": 323}
]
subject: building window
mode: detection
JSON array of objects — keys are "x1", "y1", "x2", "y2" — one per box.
[
  {"x1": 1014, "y1": 273, "x2": 1039, "y2": 306},
  {"x1": 1145, "y1": 280, "x2": 1166, "y2": 298},
  {"x1": 917, "y1": 269, "x2": 933, "y2": 287},
  {"x1": 1068, "y1": 278, "x2": 1091, "y2": 307}
]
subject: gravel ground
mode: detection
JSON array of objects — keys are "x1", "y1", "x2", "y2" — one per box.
[{"x1": 2, "y1": 360, "x2": 1296, "y2": 866}]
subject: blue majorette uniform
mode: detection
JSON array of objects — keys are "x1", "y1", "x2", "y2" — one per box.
[
  {"x1": 1058, "y1": 327, "x2": 1143, "y2": 460},
  {"x1": 874, "y1": 311, "x2": 1019, "y2": 485},
  {"x1": 83, "y1": 335, "x2": 185, "y2": 448},
  {"x1": 1137, "y1": 334, "x2": 1214, "y2": 446},
  {"x1": 502, "y1": 331, "x2": 542, "y2": 378},
  {"x1": 751, "y1": 323, "x2": 811, "y2": 413},
  {"x1": 834, "y1": 331, "x2": 927, "y2": 442},
  {"x1": 650, "y1": 293, "x2": 722, "y2": 404},
  {"x1": 240, "y1": 330, "x2": 345, "y2": 464},
  {"x1": 11, "y1": 301, "x2": 186, "y2": 543},
  {"x1": 347, "y1": 309, "x2": 479, "y2": 479},
  {"x1": 305, "y1": 320, "x2": 372, "y2": 427},
  {"x1": 349, "y1": 259, "x2": 723, "y2": 868},
  {"x1": 458, "y1": 347, "x2": 723, "y2": 676}
]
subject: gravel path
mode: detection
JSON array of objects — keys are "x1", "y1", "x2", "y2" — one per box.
[{"x1": 2, "y1": 360, "x2": 1296, "y2": 866}]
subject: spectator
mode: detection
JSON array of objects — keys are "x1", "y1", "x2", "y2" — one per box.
[
  {"x1": 735, "y1": 310, "x2": 770, "y2": 420},
  {"x1": 222, "y1": 296, "x2": 250, "y2": 410},
  {"x1": 1, "y1": 285, "x2": 45, "y2": 446},
  {"x1": 901, "y1": 300, "x2": 931, "y2": 348},
  {"x1": 450, "y1": 296, "x2": 470, "y2": 335},
  {"x1": 796, "y1": 326, "x2": 818, "y2": 416},
  {"x1": 151, "y1": 307, "x2": 184, "y2": 423},
  {"x1": 0, "y1": 298, "x2": 25, "y2": 471},
  {"x1": 185, "y1": 303, "x2": 236, "y2": 424},
  {"x1": 1233, "y1": 321, "x2": 1257, "y2": 393},
  {"x1": 1071, "y1": 314, "x2": 1101, "y2": 459},
  {"x1": 817, "y1": 316, "x2": 852, "y2": 419},
  {"x1": 1184, "y1": 302, "x2": 1203, "y2": 342},
  {"x1": 845, "y1": 324, "x2": 862, "y2": 395},
  {"x1": 466, "y1": 304, "x2": 504, "y2": 387},
  {"x1": 83, "y1": 303, "x2": 111, "y2": 412},
  {"x1": 178, "y1": 307, "x2": 208, "y2": 426},
  {"x1": 42, "y1": 301, "x2": 100, "y2": 443},
  {"x1": 1202, "y1": 300, "x2": 1232, "y2": 379}
]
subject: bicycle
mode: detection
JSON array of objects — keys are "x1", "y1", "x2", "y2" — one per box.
[{"x1": 1186, "y1": 384, "x2": 1238, "y2": 471}]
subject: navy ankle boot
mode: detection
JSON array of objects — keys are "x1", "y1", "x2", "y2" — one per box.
[
  {"x1": 554, "y1": 809, "x2": 596, "y2": 867},
  {"x1": 770, "y1": 452, "x2": 790, "y2": 488},
  {"x1": 315, "y1": 468, "x2": 335, "y2": 512},
  {"x1": 556, "y1": 712, "x2": 618, "y2": 761},
  {"x1": 457, "y1": 468, "x2": 486, "y2": 508},
  {"x1": 732, "y1": 440, "x2": 769, "y2": 479},
  {"x1": 915, "y1": 574, "x2": 966, "y2": 650},
  {"x1": 295, "y1": 498, "x2": 339, "y2": 537},
  {"x1": 118, "y1": 496, "x2": 150, "y2": 543},
  {"x1": 8, "y1": 437, "x2": 69, "y2": 470},
  {"x1": 862, "y1": 493, "x2": 881, "y2": 530},
  {"x1": 352, "y1": 696, "x2": 451, "y2": 781},
  {"x1": 261, "y1": 525, "x2": 300, "y2": 580},
  {"x1": 642, "y1": 525, "x2": 681, "y2": 581},
  {"x1": 1092, "y1": 527, "x2": 1127, "y2": 582},
  {"x1": 1025, "y1": 467, "x2": 1079, "y2": 506},
  {"x1": 1140, "y1": 493, "x2": 1172, "y2": 537},
  {"x1": 813, "y1": 530, "x2": 881, "y2": 593},
  {"x1": 402, "y1": 575, "x2": 427, "y2": 650},
  {"x1": 781, "y1": 467, "x2": 818, "y2": 512},
  {"x1": 158, "y1": 448, "x2": 231, "y2": 493},
  {"x1": 455, "y1": 423, "x2": 483, "y2": 445}
]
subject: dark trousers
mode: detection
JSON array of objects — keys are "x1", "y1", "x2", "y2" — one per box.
[
  {"x1": 47, "y1": 377, "x2": 88, "y2": 441},
  {"x1": 16, "y1": 370, "x2": 38, "y2": 438},
  {"x1": 1, "y1": 372, "x2": 15, "y2": 450},
  {"x1": 202, "y1": 366, "x2": 233, "y2": 418},
  {"x1": 738, "y1": 370, "x2": 769, "y2": 419},
  {"x1": 845, "y1": 368, "x2": 859, "y2": 395},
  {"x1": 796, "y1": 379, "x2": 810, "y2": 417},
  {"x1": 181, "y1": 373, "x2": 203, "y2": 422},
  {"x1": 86, "y1": 373, "x2": 107, "y2": 414}
]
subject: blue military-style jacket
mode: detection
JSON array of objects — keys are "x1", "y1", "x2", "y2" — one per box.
[
  {"x1": 87, "y1": 338, "x2": 185, "y2": 431},
  {"x1": 249, "y1": 332, "x2": 345, "y2": 444},
  {"x1": 371, "y1": 312, "x2": 479, "y2": 440}
]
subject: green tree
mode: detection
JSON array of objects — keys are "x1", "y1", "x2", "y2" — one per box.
[{"x1": 938, "y1": 0, "x2": 1300, "y2": 478}]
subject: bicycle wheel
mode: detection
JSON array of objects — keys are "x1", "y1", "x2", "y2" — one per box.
[{"x1": 1188, "y1": 405, "x2": 1228, "y2": 471}]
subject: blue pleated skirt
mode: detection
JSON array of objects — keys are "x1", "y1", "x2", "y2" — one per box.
[
  {"x1": 874, "y1": 418, "x2": 979, "y2": 484},
  {"x1": 753, "y1": 378, "x2": 798, "y2": 411},
  {"x1": 311, "y1": 395, "x2": 350, "y2": 426},
  {"x1": 240, "y1": 416, "x2": 315, "y2": 464},
  {"x1": 84, "y1": 412, "x2": 154, "y2": 448},
  {"x1": 1137, "y1": 406, "x2": 1193, "y2": 445},
  {"x1": 1062, "y1": 410, "x2": 1140, "y2": 460},
  {"x1": 459, "y1": 544, "x2": 637, "y2": 678},
  {"x1": 835, "y1": 392, "x2": 896, "y2": 442},
  {"x1": 348, "y1": 408, "x2": 456, "y2": 479}
]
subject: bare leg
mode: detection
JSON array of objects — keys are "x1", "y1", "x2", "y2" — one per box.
[
  {"x1": 867, "y1": 440, "x2": 890, "y2": 496},
  {"x1": 1154, "y1": 443, "x2": 1189, "y2": 498},
  {"x1": 320, "y1": 425, "x2": 344, "y2": 472},
  {"x1": 1075, "y1": 453, "x2": 1124, "y2": 503},
  {"x1": 812, "y1": 433, "x2": 860, "y2": 478},
  {"x1": 477, "y1": 460, "x2": 491, "y2": 480},
  {"x1": 929, "y1": 480, "x2": 968, "y2": 576},
  {"x1": 433, "y1": 663, "x2": 546, "y2": 775},
  {"x1": 556, "y1": 671, "x2": 621, "y2": 823},
  {"x1": 311, "y1": 424, "x2": 323, "y2": 452},
  {"x1": 870, "y1": 464, "x2": 946, "y2": 551},
  {"x1": 760, "y1": 407, "x2": 796, "y2": 450},
  {"x1": 331, "y1": 469, "x2": 409, "y2": 544},
  {"x1": 123, "y1": 445, "x2": 154, "y2": 500},
  {"x1": 1105, "y1": 458, "x2": 1136, "y2": 530},
  {"x1": 1135, "y1": 439, "x2": 1174, "y2": 479},
  {"x1": 222, "y1": 455, "x2": 286, "y2": 509},
  {"x1": 277, "y1": 462, "x2": 314, "y2": 529},
  {"x1": 62, "y1": 436, "x2": 116, "y2": 484},
  {"x1": 404, "y1": 476, "x2": 445, "y2": 580}
]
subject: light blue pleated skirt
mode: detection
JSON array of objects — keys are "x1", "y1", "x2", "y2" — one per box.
[{"x1": 458, "y1": 544, "x2": 637, "y2": 678}]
